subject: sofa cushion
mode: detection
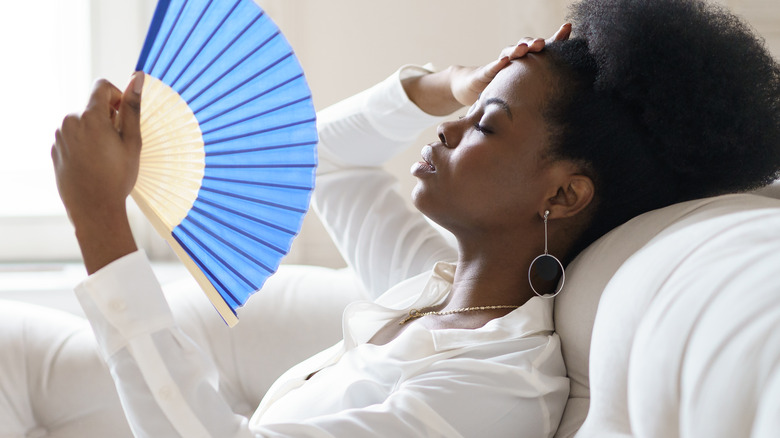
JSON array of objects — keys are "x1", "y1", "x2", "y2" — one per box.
[
  {"x1": 622, "y1": 207, "x2": 780, "y2": 437},
  {"x1": 554, "y1": 193, "x2": 780, "y2": 437},
  {"x1": 0, "y1": 300, "x2": 133, "y2": 437}
]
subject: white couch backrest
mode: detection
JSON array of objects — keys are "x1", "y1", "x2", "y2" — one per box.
[{"x1": 553, "y1": 191, "x2": 780, "y2": 437}]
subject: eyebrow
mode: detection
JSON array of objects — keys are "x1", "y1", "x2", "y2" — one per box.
[{"x1": 484, "y1": 97, "x2": 513, "y2": 121}]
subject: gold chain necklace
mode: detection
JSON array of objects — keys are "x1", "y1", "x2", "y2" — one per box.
[{"x1": 399, "y1": 305, "x2": 520, "y2": 325}]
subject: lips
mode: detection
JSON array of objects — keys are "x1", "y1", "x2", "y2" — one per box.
[{"x1": 421, "y1": 145, "x2": 436, "y2": 171}]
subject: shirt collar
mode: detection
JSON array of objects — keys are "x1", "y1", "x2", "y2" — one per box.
[{"x1": 344, "y1": 261, "x2": 555, "y2": 351}]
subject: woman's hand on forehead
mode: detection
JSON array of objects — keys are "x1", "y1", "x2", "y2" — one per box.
[
  {"x1": 450, "y1": 23, "x2": 572, "y2": 107},
  {"x1": 402, "y1": 24, "x2": 571, "y2": 116}
]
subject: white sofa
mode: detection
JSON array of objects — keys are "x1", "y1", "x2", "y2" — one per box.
[{"x1": 2, "y1": 190, "x2": 780, "y2": 438}]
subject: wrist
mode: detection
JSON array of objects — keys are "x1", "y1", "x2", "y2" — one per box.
[
  {"x1": 401, "y1": 68, "x2": 463, "y2": 116},
  {"x1": 72, "y1": 205, "x2": 138, "y2": 274}
]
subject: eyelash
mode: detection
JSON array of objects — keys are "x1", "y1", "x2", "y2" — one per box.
[
  {"x1": 473, "y1": 122, "x2": 492, "y2": 135},
  {"x1": 458, "y1": 116, "x2": 492, "y2": 135}
]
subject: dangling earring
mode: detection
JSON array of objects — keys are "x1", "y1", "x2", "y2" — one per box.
[{"x1": 528, "y1": 210, "x2": 565, "y2": 298}]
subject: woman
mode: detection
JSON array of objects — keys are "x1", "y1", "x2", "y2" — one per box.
[{"x1": 51, "y1": 0, "x2": 780, "y2": 436}]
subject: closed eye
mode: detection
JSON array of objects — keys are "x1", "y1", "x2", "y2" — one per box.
[{"x1": 474, "y1": 122, "x2": 493, "y2": 134}]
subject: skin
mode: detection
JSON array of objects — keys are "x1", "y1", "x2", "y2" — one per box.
[
  {"x1": 52, "y1": 74, "x2": 144, "y2": 275},
  {"x1": 52, "y1": 24, "x2": 592, "y2": 345},
  {"x1": 374, "y1": 26, "x2": 596, "y2": 344}
]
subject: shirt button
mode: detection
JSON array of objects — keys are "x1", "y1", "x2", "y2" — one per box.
[
  {"x1": 109, "y1": 299, "x2": 127, "y2": 312},
  {"x1": 158, "y1": 385, "x2": 174, "y2": 401}
]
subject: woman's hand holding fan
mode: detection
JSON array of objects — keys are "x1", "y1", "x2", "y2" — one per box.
[{"x1": 52, "y1": 75, "x2": 145, "y2": 275}]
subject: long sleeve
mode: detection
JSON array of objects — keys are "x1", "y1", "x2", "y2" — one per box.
[
  {"x1": 72, "y1": 69, "x2": 456, "y2": 437},
  {"x1": 76, "y1": 256, "x2": 567, "y2": 438},
  {"x1": 313, "y1": 66, "x2": 458, "y2": 298},
  {"x1": 74, "y1": 69, "x2": 546, "y2": 438},
  {"x1": 75, "y1": 251, "x2": 249, "y2": 438}
]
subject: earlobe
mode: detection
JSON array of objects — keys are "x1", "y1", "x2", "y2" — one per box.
[{"x1": 543, "y1": 174, "x2": 594, "y2": 219}]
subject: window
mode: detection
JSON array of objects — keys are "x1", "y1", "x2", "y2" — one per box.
[{"x1": 0, "y1": 1, "x2": 158, "y2": 262}]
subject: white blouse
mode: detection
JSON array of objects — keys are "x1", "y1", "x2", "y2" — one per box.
[{"x1": 74, "y1": 66, "x2": 569, "y2": 437}]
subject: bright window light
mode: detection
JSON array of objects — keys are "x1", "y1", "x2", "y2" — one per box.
[{"x1": 0, "y1": 1, "x2": 92, "y2": 216}]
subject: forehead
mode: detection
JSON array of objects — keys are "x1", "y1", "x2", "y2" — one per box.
[{"x1": 481, "y1": 55, "x2": 553, "y2": 112}]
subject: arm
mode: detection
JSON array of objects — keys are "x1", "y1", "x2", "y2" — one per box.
[
  {"x1": 312, "y1": 66, "x2": 458, "y2": 298},
  {"x1": 250, "y1": 339, "x2": 568, "y2": 438},
  {"x1": 54, "y1": 27, "x2": 571, "y2": 437},
  {"x1": 78, "y1": 257, "x2": 566, "y2": 438},
  {"x1": 51, "y1": 74, "x2": 144, "y2": 275},
  {"x1": 312, "y1": 28, "x2": 570, "y2": 297}
]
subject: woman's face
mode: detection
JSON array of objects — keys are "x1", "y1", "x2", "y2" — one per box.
[{"x1": 411, "y1": 56, "x2": 562, "y2": 236}]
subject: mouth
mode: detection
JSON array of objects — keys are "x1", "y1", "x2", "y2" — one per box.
[
  {"x1": 420, "y1": 145, "x2": 436, "y2": 171},
  {"x1": 410, "y1": 144, "x2": 436, "y2": 177}
]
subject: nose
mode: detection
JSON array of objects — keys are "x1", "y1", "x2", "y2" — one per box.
[{"x1": 436, "y1": 119, "x2": 462, "y2": 149}]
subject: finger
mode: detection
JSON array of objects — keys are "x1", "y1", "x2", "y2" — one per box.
[
  {"x1": 86, "y1": 79, "x2": 123, "y2": 117},
  {"x1": 117, "y1": 72, "x2": 144, "y2": 150},
  {"x1": 500, "y1": 42, "x2": 529, "y2": 60},
  {"x1": 526, "y1": 37, "x2": 546, "y2": 52},
  {"x1": 549, "y1": 23, "x2": 572, "y2": 43},
  {"x1": 51, "y1": 130, "x2": 63, "y2": 165},
  {"x1": 482, "y1": 56, "x2": 511, "y2": 81}
]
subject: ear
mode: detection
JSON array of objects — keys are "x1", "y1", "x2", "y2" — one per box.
[{"x1": 542, "y1": 173, "x2": 594, "y2": 220}]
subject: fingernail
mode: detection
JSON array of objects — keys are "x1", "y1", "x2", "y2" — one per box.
[{"x1": 132, "y1": 72, "x2": 144, "y2": 95}]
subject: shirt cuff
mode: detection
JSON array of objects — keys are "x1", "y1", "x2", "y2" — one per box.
[{"x1": 74, "y1": 250, "x2": 176, "y2": 360}]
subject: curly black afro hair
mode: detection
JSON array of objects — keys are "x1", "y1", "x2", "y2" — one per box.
[{"x1": 542, "y1": 0, "x2": 780, "y2": 256}]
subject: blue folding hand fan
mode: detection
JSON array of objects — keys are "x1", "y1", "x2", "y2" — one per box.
[{"x1": 131, "y1": 0, "x2": 317, "y2": 326}]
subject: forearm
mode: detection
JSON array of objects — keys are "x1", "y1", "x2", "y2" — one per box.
[
  {"x1": 75, "y1": 252, "x2": 250, "y2": 437},
  {"x1": 314, "y1": 67, "x2": 456, "y2": 295},
  {"x1": 400, "y1": 66, "x2": 464, "y2": 116}
]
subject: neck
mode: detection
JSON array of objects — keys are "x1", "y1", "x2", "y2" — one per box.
[{"x1": 443, "y1": 234, "x2": 539, "y2": 311}]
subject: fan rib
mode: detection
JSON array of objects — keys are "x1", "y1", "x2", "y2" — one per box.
[
  {"x1": 197, "y1": 197, "x2": 297, "y2": 235},
  {"x1": 203, "y1": 175, "x2": 311, "y2": 192},
  {"x1": 147, "y1": 0, "x2": 188, "y2": 74},
  {"x1": 136, "y1": 0, "x2": 172, "y2": 71},
  {"x1": 192, "y1": 51, "x2": 292, "y2": 114},
  {"x1": 135, "y1": 0, "x2": 318, "y2": 323},
  {"x1": 206, "y1": 140, "x2": 318, "y2": 157},
  {"x1": 170, "y1": 0, "x2": 241, "y2": 89},
  {"x1": 138, "y1": 74, "x2": 205, "y2": 230},
  {"x1": 198, "y1": 74, "x2": 304, "y2": 126},
  {"x1": 205, "y1": 117, "x2": 317, "y2": 145},
  {"x1": 201, "y1": 94, "x2": 310, "y2": 136},
  {"x1": 172, "y1": 231, "x2": 242, "y2": 307},
  {"x1": 189, "y1": 32, "x2": 284, "y2": 113},
  {"x1": 191, "y1": 206, "x2": 287, "y2": 255},
  {"x1": 135, "y1": 176, "x2": 200, "y2": 207},
  {"x1": 188, "y1": 32, "x2": 282, "y2": 107},
  {"x1": 200, "y1": 186, "x2": 307, "y2": 214},
  {"x1": 158, "y1": 0, "x2": 215, "y2": 83},
  {"x1": 181, "y1": 220, "x2": 265, "y2": 287},
  {"x1": 177, "y1": 11, "x2": 264, "y2": 96},
  {"x1": 208, "y1": 164, "x2": 315, "y2": 169}
]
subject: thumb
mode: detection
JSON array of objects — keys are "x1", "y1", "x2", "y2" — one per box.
[{"x1": 117, "y1": 71, "x2": 144, "y2": 149}]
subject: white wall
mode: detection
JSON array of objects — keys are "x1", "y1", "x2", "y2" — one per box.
[
  {"x1": 258, "y1": 0, "x2": 780, "y2": 268},
  {"x1": 2, "y1": 0, "x2": 777, "y2": 267},
  {"x1": 259, "y1": 0, "x2": 574, "y2": 267}
]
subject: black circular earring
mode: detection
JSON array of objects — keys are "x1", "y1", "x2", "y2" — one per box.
[{"x1": 528, "y1": 210, "x2": 565, "y2": 298}]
